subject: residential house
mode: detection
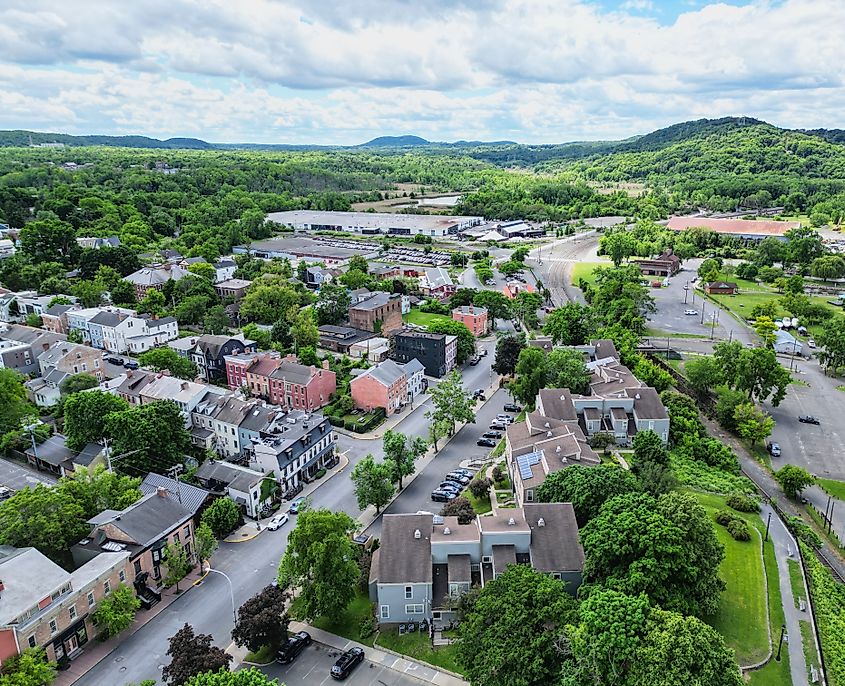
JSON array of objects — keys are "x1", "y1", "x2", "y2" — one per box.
[
  {"x1": 369, "y1": 264, "x2": 400, "y2": 279},
  {"x1": 317, "y1": 325, "x2": 375, "y2": 354},
  {"x1": 169, "y1": 334, "x2": 256, "y2": 381},
  {"x1": 139, "y1": 473, "x2": 212, "y2": 524},
  {"x1": 633, "y1": 249, "x2": 681, "y2": 277},
  {"x1": 349, "y1": 336, "x2": 390, "y2": 362},
  {"x1": 350, "y1": 359, "x2": 407, "y2": 416},
  {"x1": 452, "y1": 305, "x2": 489, "y2": 337},
  {"x1": 74, "y1": 488, "x2": 195, "y2": 594},
  {"x1": 304, "y1": 266, "x2": 336, "y2": 288},
  {"x1": 38, "y1": 343, "x2": 105, "y2": 382},
  {"x1": 0, "y1": 545, "x2": 132, "y2": 664},
  {"x1": 393, "y1": 331, "x2": 457, "y2": 378},
  {"x1": 16, "y1": 293, "x2": 70, "y2": 319},
  {"x1": 418, "y1": 268, "x2": 455, "y2": 299},
  {"x1": 250, "y1": 411, "x2": 336, "y2": 492},
  {"x1": 76, "y1": 236, "x2": 120, "y2": 250},
  {"x1": 348, "y1": 292, "x2": 403, "y2": 334},
  {"x1": 213, "y1": 278, "x2": 252, "y2": 300},
  {"x1": 0, "y1": 239, "x2": 16, "y2": 259},
  {"x1": 113, "y1": 369, "x2": 157, "y2": 406},
  {"x1": 24, "y1": 433, "x2": 77, "y2": 477},
  {"x1": 195, "y1": 394, "x2": 254, "y2": 458},
  {"x1": 195, "y1": 461, "x2": 273, "y2": 519},
  {"x1": 139, "y1": 374, "x2": 215, "y2": 426},
  {"x1": 214, "y1": 258, "x2": 237, "y2": 283},
  {"x1": 24, "y1": 369, "x2": 68, "y2": 407},
  {"x1": 503, "y1": 281, "x2": 535, "y2": 299},
  {"x1": 41, "y1": 304, "x2": 77, "y2": 334},
  {"x1": 704, "y1": 281, "x2": 738, "y2": 295},
  {"x1": 0, "y1": 325, "x2": 66, "y2": 376},
  {"x1": 93, "y1": 310, "x2": 179, "y2": 354},
  {"x1": 226, "y1": 352, "x2": 337, "y2": 410},
  {"x1": 123, "y1": 264, "x2": 189, "y2": 299},
  {"x1": 369, "y1": 504, "x2": 583, "y2": 624}
]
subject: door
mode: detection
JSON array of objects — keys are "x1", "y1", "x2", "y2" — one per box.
[{"x1": 65, "y1": 634, "x2": 79, "y2": 655}]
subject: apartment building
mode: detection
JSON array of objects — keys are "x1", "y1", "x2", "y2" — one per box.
[
  {"x1": 350, "y1": 358, "x2": 425, "y2": 415},
  {"x1": 348, "y1": 292, "x2": 403, "y2": 334},
  {"x1": 225, "y1": 352, "x2": 336, "y2": 410},
  {"x1": 393, "y1": 331, "x2": 457, "y2": 378},
  {"x1": 452, "y1": 305, "x2": 489, "y2": 337}
]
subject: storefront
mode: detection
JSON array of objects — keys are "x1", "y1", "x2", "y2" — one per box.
[{"x1": 51, "y1": 617, "x2": 89, "y2": 663}]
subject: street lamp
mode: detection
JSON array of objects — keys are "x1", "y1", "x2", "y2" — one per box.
[
  {"x1": 775, "y1": 624, "x2": 786, "y2": 662},
  {"x1": 204, "y1": 566, "x2": 237, "y2": 623},
  {"x1": 764, "y1": 512, "x2": 772, "y2": 542}
]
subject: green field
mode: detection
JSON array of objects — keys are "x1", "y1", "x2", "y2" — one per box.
[
  {"x1": 693, "y1": 493, "x2": 770, "y2": 666},
  {"x1": 817, "y1": 477, "x2": 845, "y2": 502},
  {"x1": 403, "y1": 309, "x2": 453, "y2": 328},
  {"x1": 376, "y1": 629, "x2": 463, "y2": 675},
  {"x1": 569, "y1": 261, "x2": 612, "y2": 287}
]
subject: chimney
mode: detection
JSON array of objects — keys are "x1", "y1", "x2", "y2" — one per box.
[
  {"x1": 126, "y1": 369, "x2": 133, "y2": 378},
  {"x1": 156, "y1": 487, "x2": 168, "y2": 498},
  {"x1": 322, "y1": 359, "x2": 330, "y2": 370},
  {"x1": 181, "y1": 382, "x2": 188, "y2": 390},
  {"x1": 42, "y1": 342, "x2": 50, "y2": 352}
]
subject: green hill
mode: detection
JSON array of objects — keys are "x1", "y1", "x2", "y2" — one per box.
[{"x1": 0, "y1": 130, "x2": 213, "y2": 149}]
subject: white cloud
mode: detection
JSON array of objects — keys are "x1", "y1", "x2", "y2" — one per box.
[{"x1": 0, "y1": 0, "x2": 843, "y2": 142}]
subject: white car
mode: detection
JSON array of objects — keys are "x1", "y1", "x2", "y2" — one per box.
[
  {"x1": 807, "y1": 339, "x2": 816, "y2": 349},
  {"x1": 267, "y1": 513, "x2": 289, "y2": 531},
  {"x1": 684, "y1": 309, "x2": 698, "y2": 316}
]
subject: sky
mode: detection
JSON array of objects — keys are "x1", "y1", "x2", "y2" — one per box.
[{"x1": 0, "y1": 0, "x2": 842, "y2": 145}]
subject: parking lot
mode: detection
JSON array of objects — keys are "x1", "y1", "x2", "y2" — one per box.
[
  {"x1": 0, "y1": 456, "x2": 57, "y2": 492},
  {"x1": 259, "y1": 640, "x2": 432, "y2": 686}
]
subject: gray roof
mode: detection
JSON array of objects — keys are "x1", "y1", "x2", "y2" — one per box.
[
  {"x1": 195, "y1": 460, "x2": 264, "y2": 493},
  {"x1": 452, "y1": 305, "x2": 487, "y2": 316},
  {"x1": 145, "y1": 315, "x2": 177, "y2": 329},
  {"x1": 239, "y1": 404, "x2": 279, "y2": 432},
  {"x1": 90, "y1": 491, "x2": 193, "y2": 548},
  {"x1": 403, "y1": 358, "x2": 425, "y2": 376},
  {"x1": 447, "y1": 554, "x2": 472, "y2": 583},
  {"x1": 1, "y1": 325, "x2": 66, "y2": 347},
  {"x1": 89, "y1": 310, "x2": 124, "y2": 327},
  {"x1": 43, "y1": 304, "x2": 74, "y2": 317},
  {"x1": 492, "y1": 544, "x2": 516, "y2": 576},
  {"x1": 378, "y1": 513, "x2": 433, "y2": 584},
  {"x1": 423, "y1": 267, "x2": 453, "y2": 289},
  {"x1": 124, "y1": 264, "x2": 189, "y2": 286},
  {"x1": 630, "y1": 387, "x2": 668, "y2": 420},
  {"x1": 269, "y1": 360, "x2": 316, "y2": 385},
  {"x1": 75, "y1": 442, "x2": 105, "y2": 467},
  {"x1": 140, "y1": 473, "x2": 210, "y2": 515},
  {"x1": 353, "y1": 359, "x2": 406, "y2": 388},
  {"x1": 592, "y1": 339, "x2": 618, "y2": 360},
  {"x1": 538, "y1": 388, "x2": 578, "y2": 421},
  {"x1": 524, "y1": 503, "x2": 584, "y2": 573},
  {"x1": 25, "y1": 434, "x2": 75, "y2": 466},
  {"x1": 350, "y1": 292, "x2": 396, "y2": 311},
  {"x1": 210, "y1": 395, "x2": 253, "y2": 426},
  {"x1": 0, "y1": 548, "x2": 70, "y2": 625}
]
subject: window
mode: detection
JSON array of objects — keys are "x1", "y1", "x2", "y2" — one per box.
[
  {"x1": 103, "y1": 580, "x2": 111, "y2": 595},
  {"x1": 119, "y1": 570, "x2": 126, "y2": 582},
  {"x1": 380, "y1": 605, "x2": 390, "y2": 620},
  {"x1": 81, "y1": 363, "x2": 87, "y2": 371},
  {"x1": 404, "y1": 586, "x2": 413, "y2": 599},
  {"x1": 173, "y1": 533, "x2": 180, "y2": 544},
  {"x1": 405, "y1": 604, "x2": 424, "y2": 614},
  {"x1": 552, "y1": 572, "x2": 562, "y2": 580},
  {"x1": 28, "y1": 635, "x2": 36, "y2": 648},
  {"x1": 525, "y1": 489, "x2": 534, "y2": 502},
  {"x1": 49, "y1": 619, "x2": 58, "y2": 634},
  {"x1": 69, "y1": 606, "x2": 77, "y2": 621},
  {"x1": 87, "y1": 592, "x2": 95, "y2": 607},
  {"x1": 134, "y1": 560, "x2": 142, "y2": 575},
  {"x1": 183, "y1": 525, "x2": 191, "y2": 539}
]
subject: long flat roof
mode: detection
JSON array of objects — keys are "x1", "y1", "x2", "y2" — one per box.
[
  {"x1": 240, "y1": 236, "x2": 377, "y2": 260},
  {"x1": 666, "y1": 216, "x2": 800, "y2": 236},
  {"x1": 267, "y1": 210, "x2": 481, "y2": 231}
]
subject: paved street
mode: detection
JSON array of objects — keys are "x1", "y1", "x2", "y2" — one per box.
[
  {"x1": 527, "y1": 232, "x2": 597, "y2": 306},
  {"x1": 0, "y1": 456, "x2": 57, "y2": 491}
]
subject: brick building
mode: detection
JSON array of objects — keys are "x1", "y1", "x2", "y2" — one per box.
[
  {"x1": 225, "y1": 352, "x2": 336, "y2": 410},
  {"x1": 393, "y1": 331, "x2": 457, "y2": 378},
  {"x1": 452, "y1": 305, "x2": 489, "y2": 337},
  {"x1": 348, "y1": 292, "x2": 403, "y2": 334}
]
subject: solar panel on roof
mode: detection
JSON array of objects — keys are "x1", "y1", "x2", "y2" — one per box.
[{"x1": 516, "y1": 451, "x2": 543, "y2": 481}]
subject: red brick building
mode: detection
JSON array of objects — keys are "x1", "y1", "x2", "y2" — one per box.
[
  {"x1": 452, "y1": 305, "x2": 489, "y2": 336},
  {"x1": 225, "y1": 352, "x2": 337, "y2": 410},
  {"x1": 348, "y1": 292, "x2": 403, "y2": 334}
]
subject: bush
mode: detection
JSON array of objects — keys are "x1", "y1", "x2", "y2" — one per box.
[
  {"x1": 492, "y1": 465, "x2": 503, "y2": 483},
  {"x1": 789, "y1": 517, "x2": 823, "y2": 549},
  {"x1": 727, "y1": 493, "x2": 759, "y2": 513},
  {"x1": 714, "y1": 510, "x2": 737, "y2": 526},
  {"x1": 727, "y1": 519, "x2": 751, "y2": 541},
  {"x1": 314, "y1": 468, "x2": 326, "y2": 479},
  {"x1": 360, "y1": 613, "x2": 377, "y2": 638},
  {"x1": 328, "y1": 416, "x2": 344, "y2": 427},
  {"x1": 469, "y1": 477, "x2": 492, "y2": 500}
]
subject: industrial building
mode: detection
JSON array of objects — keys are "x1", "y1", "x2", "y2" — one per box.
[{"x1": 266, "y1": 210, "x2": 483, "y2": 237}]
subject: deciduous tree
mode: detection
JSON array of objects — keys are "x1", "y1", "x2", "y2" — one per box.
[
  {"x1": 426, "y1": 370, "x2": 475, "y2": 436},
  {"x1": 231, "y1": 584, "x2": 289, "y2": 653},
  {"x1": 427, "y1": 319, "x2": 475, "y2": 364},
  {"x1": 542, "y1": 302, "x2": 595, "y2": 345},
  {"x1": 510, "y1": 347, "x2": 547, "y2": 406},
  {"x1": 92, "y1": 584, "x2": 141, "y2": 638},
  {"x1": 492, "y1": 334, "x2": 524, "y2": 376},
  {"x1": 775, "y1": 464, "x2": 815, "y2": 499},
  {"x1": 350, "y1": 454, "x2": 394, "y2": 512},
  {"x1": 733, "y1": 402, "x2": 774, "y2": 445},
  {"x1": 536, "y1": 464, "x2": 640, "y2": 526},
  {"x1": 0, "y1": 648, "x2": 57, "y2": 686},
  {"x1": 546, "y1": 348, "x2": 591, "y2": 394},
  {"x1": 163, "y1": 624, "x2": 233, "y2": 686},
  {"x1": 58, "y1": 464, "x2": 141, "y2": 519},
  {"x1": 277, "y1": 510, "x2": 359, "y2": 621},
  {"x1": 0, "y1": 368, "x2": 33, "y2": 436},
  {"x1": 201, "y1": 498, "x2": 241, "y2": 538},
  {"x1": 183, "y1": 668, "x2": 278, "y2": 686},
  {"x1": 138, "y1": 347, "x2": 198, "y2": 380},
  {"x1": 314, "y1": 283, "x2": 351, "y2": 325},
  {"x1": 163, "y1": 541, "x2": 192, "y2": 593},
  {"x1": 440, "y1": 495, "x2": 476, "y2": 524},
  {"x1": 195, "y1": 522, "x2": 218, "y2": 565},
  {"x1": 382, "y1": 431, "x2": 428, "y2": 490}
]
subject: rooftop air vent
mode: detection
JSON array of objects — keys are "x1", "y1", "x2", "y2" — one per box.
[
  {"x1": 508, "y1": 517, "x2": 515, "y2": 526},
  {"x1": 538, "y1": 517, "x2": 545, "y2": 527},
  {"x1": 547, "y1": 431, "x2": 552, "y2": 437},
  {"x1": 414, "y1": 529, "x2": 421, "y2": 539},
  {"x1": 443, "y1": 527, "x2": 451, "y2": 535},
  {"x1": 635, "y1": 393, "x2": 641, "y2": 399},
  {"x1": 544, "y1": 422, "x2": 550, "y2": 428},
  {"x1": 556, "y1": 445, "x2": 561, "y2": 453}
]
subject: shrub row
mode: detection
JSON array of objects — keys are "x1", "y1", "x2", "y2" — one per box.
[{"x1": 800, "y1": 541, "x2": 845, "y2": 686}]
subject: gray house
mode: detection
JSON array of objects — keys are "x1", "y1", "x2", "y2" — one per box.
[{"x1": 369, "y1": 504, "x2": 584, "y2": 625}]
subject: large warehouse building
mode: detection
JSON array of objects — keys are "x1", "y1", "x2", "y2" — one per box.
[
  {"x1": 266, "y1": 210, "x2": 483, "y2": 237},
  {"x1": 666, "y1": 216, "x2": 800, "y2": 241}
]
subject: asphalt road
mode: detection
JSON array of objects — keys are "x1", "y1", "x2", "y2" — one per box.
[
  {"x1": 364, "y1": 386, "x2": 511, "y2": 540},
  {"x1": 0, "y1": 456, "x2": 57, "y2": 491},
  {"x1": 527, "y1": 233, "x2": 597, "y2": 306},
  {"x1": 259, "y1": 641, "x2": 429, "y2": 686}
]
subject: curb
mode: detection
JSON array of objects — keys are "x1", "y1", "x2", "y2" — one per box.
[{"x1": 373, "y1": 640, "x2": 467, "y2": 682}]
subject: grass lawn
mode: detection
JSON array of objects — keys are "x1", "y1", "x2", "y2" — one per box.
[
  {"x1": 799, "y1": 619, "x2": 821, "y2": 677},
  {"x1": 289, "y1": 591, "x2": 376, "y2": 647},
  {"x1": 404, "y1": 309, "x2": 453, "y2": 328},
  {"x1": 817, "y1": 477, "x2": 845, "y2": 502},
  {"x1": 244, "y1": 645, "x2": 275, "y2": 664},
  {"x1": 787, "y1": 559, "x2": 806, "y2": 608},
  {"x1": 643, "y1": 326, "x2": 703, "y2": 339},
  {"x1": 569, "y1": 261, "x2": 611, "y2": 287},
  {"x1": 466, "y1": 488, "x2": 492, "y2": 515},
  {"x1": 805, "y1": 505, "x2": 845, "y2": 552},
  {"x1": 376, "y1": 629, "x2": 463, "y2": 675}
]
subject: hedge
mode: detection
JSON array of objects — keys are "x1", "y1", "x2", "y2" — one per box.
[{"x1": 801, "y1": 541, "x2": 845, "y2": 685}]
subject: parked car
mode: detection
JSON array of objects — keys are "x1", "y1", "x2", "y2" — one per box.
[
  {"x1": 267, "y1": 513, "x2": 289, "y2": 531},
  {"x1": 445, "y1": 472, "x2": 471, "y2": 485},
  {"x1": 452, "y1": 468, "x2": 475, "y2": 478},
  {"x1": 496, "y1": 414, "x2": 515, "y2": 424},
  {"x1": 477, "y1": 437, "x2": 497, "y2": 447},
  {"x1": 106, "y1": 356, "x2": 123, "y2": 365},
  {"x1": 472, "y1": 389, "x2": 486, "y2": 399},
  {"x1": 288, "y1": 497, "x2": 307, "y2": 514},
  {"x1": 489, "y1": 422, "x2": 506, "y2": 431},
  {"x1": 431, "y1": 489, "x2": 457, "y2": 502},
  {"x1": 807, "y1": 339, "x2": 816, "y2": 348},
  {"x1": 766, "y1": 441, "x2": 781, "y2": 457},
  {"x1": 503, "y1": 403, "x2": 522, "y2": 413},
  {"x1": 469, "y1": 356, "x2": 480, "y2": 366},
  {"x1": 0, "y1": 486, "x2": 13, "y2": 501},
  {"x1": 282, "y1": 482, "x2": 303, "y2": 501},
  {"x1": 798, "y1": 415, "x2": 820, "y2": 425},
  {"x1": 684, "y1": 309, "x2": 698, "y2": 316},
  {"x1": 437, "y1": 479, "x2": 463, "y2": 491},
  {"x1": 479, "y1": 348, "x2": 488, "y2": 357},
  {"x1": 123, "y1": 360, "x2": 139, "y2": 370},
  {"x1": 482, "y1": 431, "x2": 502, "y2": 439},
  {"x1": 331, "y1": 646, "x2": 365, "y2": 680},
  {"x1": 276, "y1": 631, "x2": 311, "y2": 664}
]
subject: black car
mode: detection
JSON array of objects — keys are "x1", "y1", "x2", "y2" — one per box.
[
  {"x1": 469, "y1": 357, "x2": 480, "y2": 366},
  {"x1": 503, "y1": 403, "x2": 522, "y2": 413},
  {"x1": 123, "y1": 360, "x2": 139, "y2": 370},
  {"x1": 331, "y1": 646, "x2": 365, "y2": 680},
  {"x1": 482, "y1": 431, "x2": 502, "y2": 439},
  {"x1": 798, "y1": 415, "x2": 820, "y2": 425},
  {"x1": 437, "y1": 480, "x2": 463, "y2": 493},
  {"x1": 106, "y1": 356, "x2": 123, "y2": 366},
  {"x1": 431, "y1": 489, "x2": 457, "y2": 502},
  {"x1": 276, "y1": 631, "x2": 311, "y2": 664},
  {"x1": 477, "y1": 437, "x2": 497, "y2": 447},
  {"x1": 489, "y1": 422, "x2": 506, "y2": 431},
  {"x1": 445, "y1": 472, "x2": 471, "y2": 485}
]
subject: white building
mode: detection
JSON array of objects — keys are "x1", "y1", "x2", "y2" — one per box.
[{"x1": 265, "y1": 210, "x2": 483, "y2": 237}]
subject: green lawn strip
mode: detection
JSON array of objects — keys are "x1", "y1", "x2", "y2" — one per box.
[
  {"x1": 244, "y1": 644, "x2": 276, "y2": 664},
  {"x1": 403, "y1": 309, "x2": 454, "y2": 328},
  {"x1": 643, "y1": 327, "x2": 702, "y2": 339},
  {"x1": 490, "y1": 439, "x2": 505, "y2": 458},
  {"x1": 289, "y1": 592, "x2": 376, "y2": 647},
  {"x1": 466, "y1": 488, "x2": 492, "y2": 515},
  {"x1": 805, "y1": 505, "x2": 845, "y2": 553},
  {"x1": 569, "y1": 261, "x2": 610, "y2": 287},
  {"x1": 800, "y1": 540, "x2": 845, "y2": 686},
  {"x1": 799, "y1": 619, "x2": 821, "y2": 678},
  {"x1": 817, "y1": 477, "x2": 845, "y2": 502},
  {"x1": 376, "y1": 629, "x2": 463, "y2": 675},
  {"x1": 691, "y1": 493, "x2": 770, "y2": 665},
  {"x1": 787, "y1": 559, "x2": 806, "y2": 609}
]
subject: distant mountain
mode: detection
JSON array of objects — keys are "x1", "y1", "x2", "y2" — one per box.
[
  {"x1": 0, "y1": 130, "x2": 213, "y2": 149},
  {"x1": 359, "y1": 135, "x2": 431, "y2": 147}
]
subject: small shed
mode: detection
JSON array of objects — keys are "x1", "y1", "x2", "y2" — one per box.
[{"x1": 704, "y1": 281, "x2": 738, "y2": 295}]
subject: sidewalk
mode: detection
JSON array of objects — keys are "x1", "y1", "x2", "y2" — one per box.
[
  {"x1": 224, "y1": 452, "x2": 350, "y2": 543},
  {"x1": 53, "y1": 566, "x2": 205, "y2": 686},
  {"x1": 287, "y1": 621, "x2": 468, "y2": 686}
]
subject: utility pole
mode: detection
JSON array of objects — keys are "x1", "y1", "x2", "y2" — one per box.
[
  {"x1": 168, "y1": 464, "x2": 185, "y2": 503},
  {"x1": 700, "y1": 300, "x2": 706, "y2": 326}
]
